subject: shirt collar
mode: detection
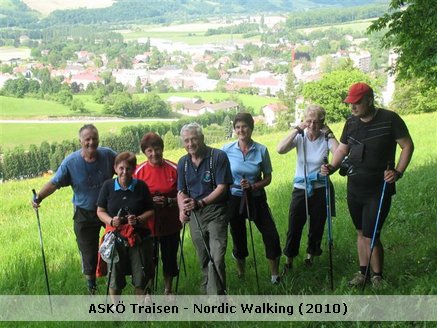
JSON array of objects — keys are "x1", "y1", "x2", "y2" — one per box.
[{"x1": 114, "y1": 178, "x2": 137, "y2": 191}]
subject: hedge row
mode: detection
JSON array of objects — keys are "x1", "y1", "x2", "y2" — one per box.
[{"x1": 0, "y1": 111, "x2": 234, "y2": 181}]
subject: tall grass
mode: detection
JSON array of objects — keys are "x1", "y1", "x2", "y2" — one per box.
[{"x1": 0, "y1": 113, "x2": 436, "y2": 327}]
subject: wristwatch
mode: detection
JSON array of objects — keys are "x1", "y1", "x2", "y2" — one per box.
[{"x1": 394, "y1": 169, "x2": 403, "y2": 180}]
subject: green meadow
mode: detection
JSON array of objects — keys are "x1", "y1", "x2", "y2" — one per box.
[
  {"x1": 297, "y1": 19, "x2": 375, "y2": 34},
  {"x1": 0, "y1": 113, "x2": 436, "y2": 327},
  {"x1": 0, "y1": 120, "x2": 175, "y2": 149},
  {"x1": 0, "y1": 93, "x2": 278, "y2": 149}
]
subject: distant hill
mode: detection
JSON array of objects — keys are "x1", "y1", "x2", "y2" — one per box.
[
  {"x1": 1, "y1": 0, "x2": 388, "y2": 28},
  {"x1": 21, "y1": 0, "x2": 115, "y2": 16}
]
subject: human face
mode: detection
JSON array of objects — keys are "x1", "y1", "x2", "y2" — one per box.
[
  {"x1": 305, "y1": 115, "x2": 323, "y2": 138},
  {"x1": 115, "y1": 160, "x2": 134, "y2": 186},
  {"x1": 234, "y1": 121, "x2": 252, "y2": 142},
  {"x1": 349, "y1": 95, "x2": 373, "y2": 119},
  {"x1": 182, "y1": 129, "x2": 204, "y2": 157},
  {"x1": 144, "y1": 146, "x2": 163, "y2": 166},
  {"x1": 80, "y1": 128, "x2": 99, "y2": 156}
]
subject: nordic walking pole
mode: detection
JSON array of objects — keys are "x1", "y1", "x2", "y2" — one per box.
[
  {"x1": 300, "y1": 130, "x2": 310, "y2": 238},
  {"x1": 106, "y1": 208, "x2": 122, "y2": 302},
  {"x1": 105, "y1": 234, "x2": 117, "y2": 303},
  {"x1": 175, "y1": 223, "x2": 186, "y2": 293},
  {"x1": 191, "y1": 210, "x2": 227, "y2": 295},
  {"x1": 323, "y1": 156, "x2": 334, "y2": 291},
  {"x1": 153, "y1": 237, "x2": 160, "y2": 292},
  {"x1": 242, "y1": 177, "x2": 260, "y2": 294},
  {"x1": 32, "y1": 189, "x2": 53, "y2": 314},
  {"x1": 362, "y1": 165, "x2": 389, "y2": 292}
]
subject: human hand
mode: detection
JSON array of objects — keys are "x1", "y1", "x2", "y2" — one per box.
[
  {"x1": 179, "y1": 211, "x2": 190, "y2": 223},
  {"x1": 111, "y1": 216, "x2": 122, "y2": 228},
  {"x1": 183, "y1": 197, "x2": 197, "y2": 212},
  {"x1": 127, "y1": 214, "x2": 138, "y2": 226},
  {"x1": 240, "y1": 178, "x2": 251, "y2": 190},
  {"x1": 321, "y1": 125, "x2": 334, "y2": 138},
  {"x1": 153, "y1": 194, "x2": 166, "y2": 207},
  {"x1": 295, "y1": 122, "x2": 306, "y2": 135},
  {"x1": 31, "y1": 189, "x2": 41, "y2": 209},
  {"x1": 384, "y1": 169, "x2": 400, "y2": 184},
  {"x1": 320, "y1": 163, "x2": 333, "y2": 176}
]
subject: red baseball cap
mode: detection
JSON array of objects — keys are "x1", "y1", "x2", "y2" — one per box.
[{"x1": 344, "y1": 82, "x2": 373, "y2": 103}]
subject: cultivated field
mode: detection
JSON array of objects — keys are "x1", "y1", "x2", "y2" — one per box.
[
  {"x1": 0, "y1": 47, "x2": 31, "y2": 61},
  {"x1": 297, "y1": 19, "x2": 375, "y2": 34}
]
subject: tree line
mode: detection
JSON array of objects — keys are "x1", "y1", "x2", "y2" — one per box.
[{"x1": 0, "y1": 111, "x2": 235, "y2": 181}]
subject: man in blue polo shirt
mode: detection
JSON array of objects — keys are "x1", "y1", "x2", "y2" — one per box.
[
  {"x1": 177, "y1": 122, "x2": 232, "y2": 295},
  {"x1": 32, "y1": 124, "x2": 116, "y2": 294}
]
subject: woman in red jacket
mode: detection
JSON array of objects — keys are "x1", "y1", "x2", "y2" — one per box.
[{"x1": 134, "y1": 132, "x2": 181, "y2": 295}]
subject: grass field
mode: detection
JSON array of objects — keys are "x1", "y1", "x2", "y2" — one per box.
[
  {"x1": 0, "y1": 120, "x2": 176, "y2": 149},
  {"x1": 0, "y1": 92, "x2": 278, "y2": 149},
  {"x1": 0, "y1": 113, "x2": 436, "y2": 327},
  {"x1": 297, "y1": 19, "x2": 375, "y2": 34},
  {"x1": 0, "y1": 96, "x2": 73, "y2": 119},
  {"x1": 0, "y1": 47, "x2": 32, "y2": 61},
  {"x1": 123, "y1": 30, "x2": 260, "y2": 45}
]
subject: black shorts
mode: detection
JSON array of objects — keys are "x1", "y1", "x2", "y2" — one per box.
[
  {"x1": 347, "y1": 191, "x2": 392, "y2": 238},
  {"x1": 73, "y1": 207, "x2": 104, "y2": 275}
]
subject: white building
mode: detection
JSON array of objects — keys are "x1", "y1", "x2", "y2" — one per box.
[{"x1": 349, "y1": 51, "x2": 372, "y2": 73}]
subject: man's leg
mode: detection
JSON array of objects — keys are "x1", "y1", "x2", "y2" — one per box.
[
  {"x1": 188, "y1": 216, "x2": 209, "y2": 294},
  {"x1": 207, "y1": 206, "x2": 228, "y2": 295},
  {"x1": 73, "y1": 210, "x2": 103, "y2": 294}
]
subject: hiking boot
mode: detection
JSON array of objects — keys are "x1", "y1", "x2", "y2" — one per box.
[
  {"x1": 232, "y1": 254, "x2": 245, "y2": 278},
  {"x1": 348, "y1": 272, "x2": 369, "y2": 287},
  {"x1": 87, "y1": 286, "x2": 97, "y2": 295},
  {"x1": 371, "y1": 275, "x2": 386, "y2": 289},
  {"x1": 271, "y1": 275, "x2": 281, "y2": 285}
]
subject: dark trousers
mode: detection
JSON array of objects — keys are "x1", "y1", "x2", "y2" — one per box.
[
  {"x1": 283, "y1": 187, "x2": 327, "y2": 258},
  {"x1": 153, "y1": 232, "x2": 180, "y2": 277},
  {"x1": 73, "y1": 207, "x2": 104, "y2": 276},
  {"x1": 228, "y1": 194, "x2": 281, "y2": 260}
]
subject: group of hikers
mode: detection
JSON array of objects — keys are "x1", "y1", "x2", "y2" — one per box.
[{"x1": 31, "y1": 82, "x2": 414, "y2": 296}]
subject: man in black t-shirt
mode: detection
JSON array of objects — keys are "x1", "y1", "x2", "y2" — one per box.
[{"x1": 321, "y1": 82, "x2": 414, "y2": 288}]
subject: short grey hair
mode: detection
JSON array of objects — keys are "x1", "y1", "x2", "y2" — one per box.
[
  {"x1": 79, "y1": 124, "x2": 98, "y2": 138},
  {"x1": 304, "y1": 105, "x2": 326, "y2": 123},
  {"x1": 180, "y1": 122, "x2": 203, "y2": 138}
]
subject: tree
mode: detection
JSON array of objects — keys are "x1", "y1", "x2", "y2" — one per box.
[
  {"x1": 278, "y1": 63, "x2": 297, "y2": 127},
  {"x1": 163, "y1": 130, "x2": 179, "y2": 150},
  {"x1": 301, "y1": 69, "x2": 375, "y2": 122},
  {"x1": 389, "y1": 78, "x2": 437, "y2": 114},
  {"x1": 70, "y1": 98, "x2": 87, "y2": 113},
  {"x1": 368, "y1": 0, "x2": 437, "y2": 86},
  {"x1": 135, "y1": 76, "x2": 143, "y2": 93},
  {"x1": 222, "y1": 115, "x2": 233, "y2": 139}
]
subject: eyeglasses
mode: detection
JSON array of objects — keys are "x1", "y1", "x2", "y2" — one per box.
[{"x1": 305, "y1": 120, "x2": 322, "y2": 125}]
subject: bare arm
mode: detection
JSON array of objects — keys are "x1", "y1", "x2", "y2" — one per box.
[
  {"x1": 277, "y1": 123, "x2": 306, "y2": 154},
  {"x1": 32, "y1": 182, "x2": 58, "y2": 208},
  {"x1": 177, "y1": 191, "x2": 190, "y2": 223},
  {"x1": 320, "y1": 142, "x2": 349, "y2": 175},
  {"x1": 384, "y1": 135, "x2": 414, "y2": 183},
  {"x1": 200, "y1": 183, "x2": 228, "y2": 206}
]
